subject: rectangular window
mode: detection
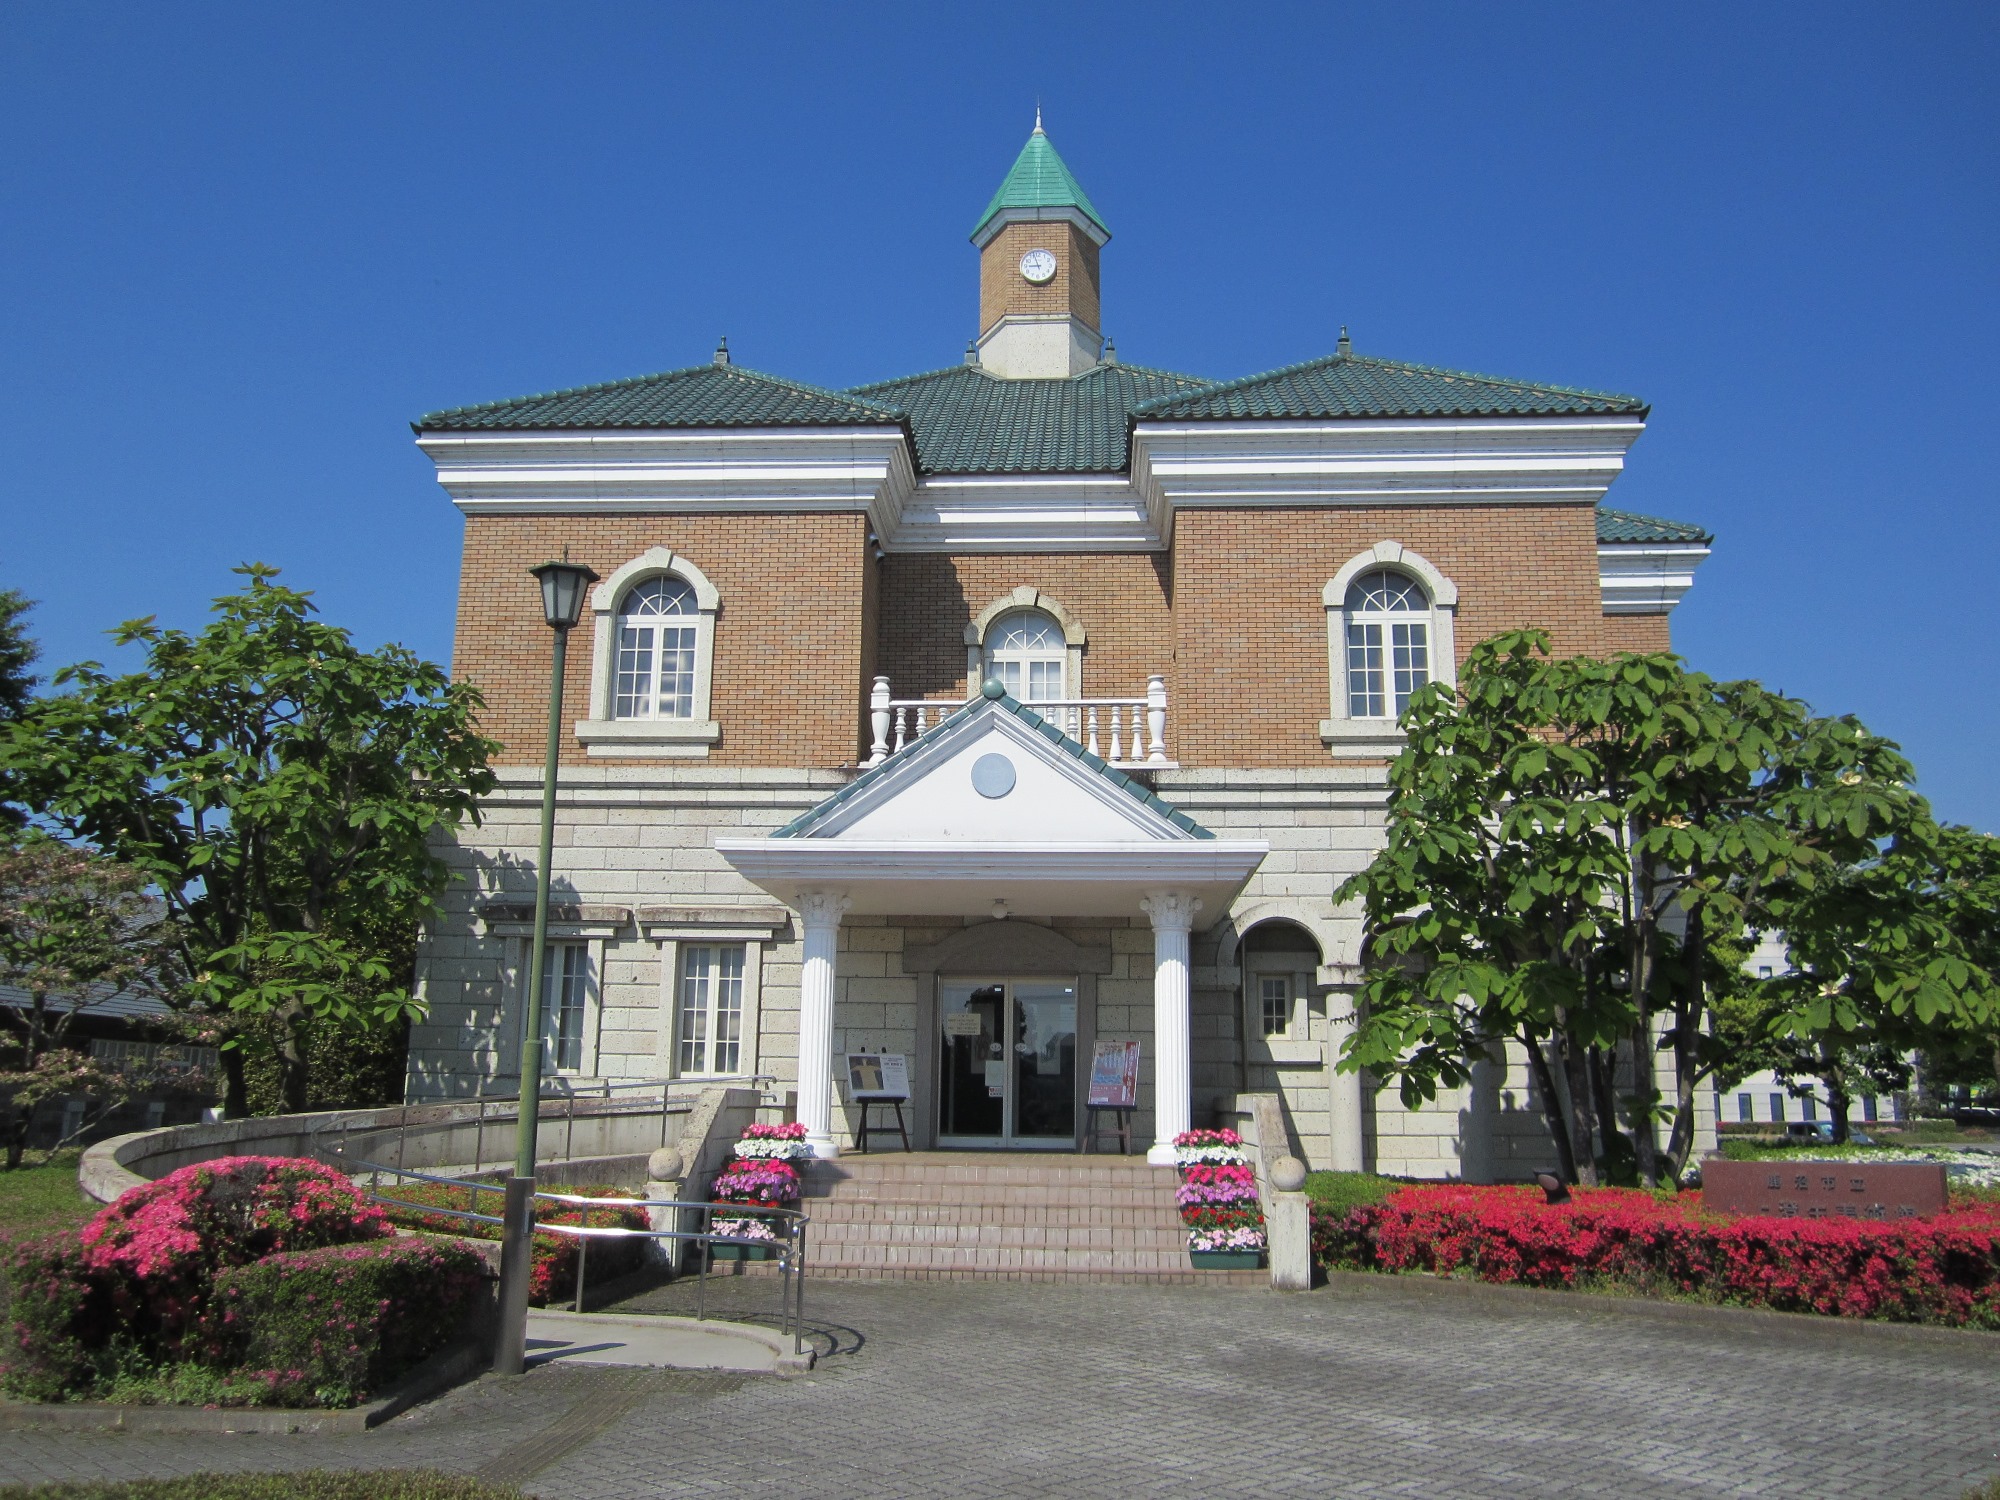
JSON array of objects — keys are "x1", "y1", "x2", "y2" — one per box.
[
  {"x1": 540, "y1": 943, "x2": 589, "y2": 1073},
  {"x1": 1346, "y1": 621, "x2": 1386, "y2": 717},
  {"x1": 1757, "y1": 965, "x2": 1774, "y2": 979},
  {"x1": 614, "y1": 625, "x2": 654, "y2": 718},
  {"x1": 614, "y1": 623, "x2": 697, "y2": 719},
  {"x1": 1389, "y1": 621, "x2": 1430, "y2": 713},
  {"x1": 1257, "y1": 975, "x2": 1291, "y2": 1039},
  {"x1": 1026, "y1": 660, "x2": 1062, "y2": 703},
  {"x1": 1769, "y1": 1094, "x2": 1785, "y2": 1123},
  {"x1": 654, "y1": 624, "x2": 697, "y2": 718},
  {"x1": 1800, "y1": 1096, "x2": 1816, "y2": 1122},
  {"x1": 1737, "y1": 1093, "x2": 1753, "y2": 1123},
  {"x1": 1861, "y1": 1095, "x2": 1878, "y2": 1122},
  {"x1": 679, "y1": 944, "x2": 746, "y2": 1075}
]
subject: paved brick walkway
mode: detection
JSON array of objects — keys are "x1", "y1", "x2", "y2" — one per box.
[{"x1": 3, "y1": 1276, "x2": 1996, "y2": 1498}]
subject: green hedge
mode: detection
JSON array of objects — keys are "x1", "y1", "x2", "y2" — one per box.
[
  {"x1": 1302, "y1": 1171, "x2": 1400, "y2": 1216},
  {"x1": 209, "y1": 1238, "x2": 486, "y2": 1407},
  {"x1": 0, "y1": 1472, "x2": 521, "y2": 1500}
]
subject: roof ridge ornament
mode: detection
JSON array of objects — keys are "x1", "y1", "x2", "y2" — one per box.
[
  {"x1": 1337, "y1": 326, "x2": 1352, "y2": 356},
  {"x1": 713, "y1": 336, "x2": 730, "y2": 367}
]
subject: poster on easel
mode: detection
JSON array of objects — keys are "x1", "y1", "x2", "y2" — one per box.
[
  {"x1": 1086, "y1": 1040, "x2": 1141, "y2": 1109},
  {"x1": 846, "y1": 1052, "x2": 910, "y2": 1100}
]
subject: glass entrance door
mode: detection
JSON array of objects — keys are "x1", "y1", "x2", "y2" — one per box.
[{"x1": 937, "y1": 979, "x2": 1078, "y2": 1147}]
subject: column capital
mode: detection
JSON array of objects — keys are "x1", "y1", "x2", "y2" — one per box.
[
  {"x1": 797, "y1": 891, "x2": 852, "y2": 929},
  {"x1": 1140, "y1": 890, "x2": 1202, "y2": 935}
]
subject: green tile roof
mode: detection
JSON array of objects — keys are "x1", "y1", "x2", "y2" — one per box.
[
  {"x1": 774, "y1": 685, "x2": 1213, "y2": 839},
  {"x1": 847, "y1": 362, "x2": 1211, "y2": 474},
  {"x1": 416, "y1": 361, "x2": 905, "y2": 432},
  {"x1": 1596, "y1": 507, "x2": 1712, "y2": 545},
  {"x1": 1133, "y1": 347, "x2": 1649, "y2": 421},
  {"x1": 972, "y1": 122, "x2": 1109, "y2": 243}
]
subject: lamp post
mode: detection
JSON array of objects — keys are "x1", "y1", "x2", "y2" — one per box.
[{"x1": 494, "y1": 558, "x2": 599, "y2": 1376}]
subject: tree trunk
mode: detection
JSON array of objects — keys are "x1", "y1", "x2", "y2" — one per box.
[
  {"x1": 1526, "y1": 1035, "x2": 1580, "y2": 1185},
  {"x1": 1821, "y1": 1040, "x2": 1851, "y2": 1144},
  {"x1": 1560, "y1": 1027, "x2": 1600, "y2": 1187},
  {"x1": 221, "y1": 1045, "x2": 249, "y2": 1119},
  {"x1": 274, "y1": 1000, "x2": 311, "y2": 1115},
  {"x1": 3, "y1": 1113, "x2": 25, "y2": 1171},
  {"x1": 1628, "y1": 1023, "x2": 1661, "y2": 1188},
  {"x1": 1665, "y1": 906, "x2": 1709, "y2": 1181},
  {"x1": 1589, "y1": 1045, "x2": 1628, "y2": 1182}
]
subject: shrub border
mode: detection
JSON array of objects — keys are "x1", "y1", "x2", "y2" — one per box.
[{"x1": 0, "y1": 1336, "x2": 489, "y2": 1434}]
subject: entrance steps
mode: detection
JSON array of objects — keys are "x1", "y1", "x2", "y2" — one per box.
[{"x1": 788, "y1": 1151, "x2": 1263, "y2": 1285}]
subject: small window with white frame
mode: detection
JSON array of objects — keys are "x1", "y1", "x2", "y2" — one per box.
[
  {"x1": 677, "y1": 943, "x2": 747, "y2": 1076},
  {"x1": 539, "y1": 941, "x2": 592, "y2": 1074},
  {"x1": 1256, "y1": 974, "x2": 1293, "y2": 1039},
  {"x1": 1344, "y1": 569, "x2": 1431, "y2": 718},
  {"x1": 985, "y1": 610, "x2": 1067, "y2": 704}
]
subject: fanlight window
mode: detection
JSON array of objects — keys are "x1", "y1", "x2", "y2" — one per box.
[
  {"x1": 614, "y1": 577, "x2": 699, "y2": 719},
  {"x1": 1345, "y1": 569, "x2": 1430, "y2": 718},
  {"x1": 985, "y1": 610, "x2": 1066, "y2": 703}
]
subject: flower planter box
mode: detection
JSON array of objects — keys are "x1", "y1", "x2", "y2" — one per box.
[
  {"x1": 710, "y1": 1243, "x2": 778, "y2": 1263},
  {"x1": 1189, "y1": 1249, "x2": 1263, "y2": 1269}
]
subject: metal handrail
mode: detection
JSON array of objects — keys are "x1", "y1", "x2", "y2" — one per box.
[{"x1": 318, "y1": 1148, "x2": 810, "y2": 1355}]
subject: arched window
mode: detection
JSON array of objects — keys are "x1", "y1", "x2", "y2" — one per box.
[
  {"x1": 1321, "y1": 542, "x2": 1458, "y2": 758},
  {"x1": 576, "y1": 547, "x2": 722, "y2": 758},
  {"x1": 614, "y1": 576, "x2": 700, "y2": 720},
  {"x1": 1343, "y1": 569, "x2": 1430, "y2": 718},
  {"x1": 985, "y1": 610, "x2": 1067, "y2": 703}
]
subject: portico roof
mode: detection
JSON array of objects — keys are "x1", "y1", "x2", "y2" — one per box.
[{"x1": 716, "y1": 687, "x2": 1266, "y2": 926}]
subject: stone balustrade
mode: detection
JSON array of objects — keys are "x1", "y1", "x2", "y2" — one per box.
[{"x1": 865, "y1": 674, "x2": 1170, "y2": 768}]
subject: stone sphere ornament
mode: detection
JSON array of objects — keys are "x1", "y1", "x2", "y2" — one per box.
[
  {"x1": 1271, "y1": 1155, "x2": 1308, "y2": 1193},
  {"x1": 647, "y1": 1145, "x2": 685, "y2": 1181}
]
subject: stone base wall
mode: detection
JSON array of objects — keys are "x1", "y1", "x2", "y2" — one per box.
[{"x1": 408, "y1": 764, "x2": 1715, "y2": 1177}]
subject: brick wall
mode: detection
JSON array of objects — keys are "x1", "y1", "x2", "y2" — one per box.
[
  {"x1": 455, "y1": 513, "x2": 871, "y2": 767},
  {"x1": 875, "y1": 553, "x2": 1171, "y2": 702},
  {"x1": 1171, "y1": 503, "x2": 1607, "y2": 768},
  {"x1": 1602, "y1": 613, "x2": 1674, "y2": 655},
  {"x1": 979, "y1": 221, "x2": 1102, "y2": 336}
]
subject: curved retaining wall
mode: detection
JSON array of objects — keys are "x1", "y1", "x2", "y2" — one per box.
[{"x1": 79, "y1": 1098, "x2": 696, "y2": 1205}]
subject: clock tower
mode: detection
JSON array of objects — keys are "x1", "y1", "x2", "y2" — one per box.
[{"x1": 970, "y1": 114, "x2": 1109, "y2": 379}]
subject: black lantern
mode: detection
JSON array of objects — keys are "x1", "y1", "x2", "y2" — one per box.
[{"x1": 530, "y1": 560, "x2": 599, "y2": 631}]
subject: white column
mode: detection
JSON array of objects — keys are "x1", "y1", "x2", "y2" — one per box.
[
  {"x1": 795, "y1": 891, "x2": 850, "y2": 1159},
  {"x1": 1327, "y1": 990, "x2": 1366, "y2": 1173},
  {"x1": 1140, "y1": 890, "x2": 1201, "y2": 1165}
]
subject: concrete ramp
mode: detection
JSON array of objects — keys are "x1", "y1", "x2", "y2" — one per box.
[{"x1": 525, "y1": 1309, "x2": 813, "y2": 1377}]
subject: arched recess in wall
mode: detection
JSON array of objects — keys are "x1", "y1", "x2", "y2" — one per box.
[{"x1": 963, "y1": 586, "x2": 1087, "y2": 698}]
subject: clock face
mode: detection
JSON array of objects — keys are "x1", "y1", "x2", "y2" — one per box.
[{"x1": 1018, "y1": 249, "x2": 1057, "y2": 285}]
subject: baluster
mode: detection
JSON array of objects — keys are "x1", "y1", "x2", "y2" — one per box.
[
  {"x1": 892, "y1": 706, "x2": 909, "y2": 754},
  {"x1": 917, "y1": 704, "x2": 931, "y2": 737},
  {"x1": 1086, "y1": 706, "x2": 1101, "y2": 758},
  {"x1": 866, "y1": 677, "x2": 890, "y2": 766},
  {"x1": 1108, "y1": 705, "x2": 1124, "y2": 763},
  {"x1": 1146, "y1": 674, "x2": 1169, "y2": 763}
]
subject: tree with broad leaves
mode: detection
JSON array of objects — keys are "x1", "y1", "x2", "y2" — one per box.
[
  {"x1": 0, "y1": 566, "x2": 497, "y2": 1116},
  {"x1": 0, "y1": 835, "x2": 180, "y2": 1167},
  {"x1": 1335, "y1": 631, "x2": 1992, "y2": 1185}
]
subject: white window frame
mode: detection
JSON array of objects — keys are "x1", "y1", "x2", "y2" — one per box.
[
  {"x1": 539, "y1": 941, "x2": 595, "y2": 1075},
  {"x1": 576, "y1": 548, "x2": 722, "y2": 757},
  {"x1": 1321, "y1": 541, "x2": 1457, "y2": 760},
  {"x1": 640, "y1": 905, "x2": 788, "y2": 1081},
  {"x1": 964, "y1": 587, "x2": 1085, "y2": 700},
  {"x1": 674, "y1": 942, "x2": 749, "y2": 1078},
  {"x1": 480, "y1": 904, "x2": 630, "y2": 1083}
]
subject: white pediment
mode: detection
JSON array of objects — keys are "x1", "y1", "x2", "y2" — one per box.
[{"x1": 800, "y1": 703, "x2": 1195, "y2": 844}]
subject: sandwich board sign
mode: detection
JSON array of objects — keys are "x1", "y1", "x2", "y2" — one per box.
[
  {"x1": 846, "y1": 1052, "x2": 910, "y2": 1101},
  {"x1": 1086, "y1": 1040, "x2": 1141, "y2": 1110}
]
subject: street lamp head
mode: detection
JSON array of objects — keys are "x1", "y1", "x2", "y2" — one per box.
[{"x1": 530, "y1": 560, "x2": 600, "y2": 631}]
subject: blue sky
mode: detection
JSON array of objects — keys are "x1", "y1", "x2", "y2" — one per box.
[{"x1": 3, "y1": 6, "x2": 1995, "y2": 827}]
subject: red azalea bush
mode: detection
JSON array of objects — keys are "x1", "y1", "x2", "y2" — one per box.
[
  {"x1": 1311, "y1": 1183, "x2": 2000, "y2": 1328},
  {"x1": 210, "y1": 1238, "x2": 487, "y2": 1406}
]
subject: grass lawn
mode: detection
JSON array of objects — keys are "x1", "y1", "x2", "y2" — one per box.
[
  {"x1": 0, "y1": 1474, "x2": 521, "y2": 1499},
  {"x1": 0, "y1": 1150, "x2": 98, "y2": 1243}
]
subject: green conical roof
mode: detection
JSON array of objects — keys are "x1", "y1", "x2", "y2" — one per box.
[{"x1": 971, "y1": 116, "x2": 1109, "y2": 243}]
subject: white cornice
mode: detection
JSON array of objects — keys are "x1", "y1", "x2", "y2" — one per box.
[
  {"x1": 1598, "y1": 542, "x2": 1711, "y2": 615},
  {"x1": 880, "y1": 473, "x2": 1163, "y2": 552},
  {"x1": 971, "y1": 205, "x2": 1110, "y2": 249},
  {"x1": 418, "y1": 427, "x2": 917, "y2": 542},
  {"x1": 1132, "y1": 416, "x2": 1646, "y2": 540}
]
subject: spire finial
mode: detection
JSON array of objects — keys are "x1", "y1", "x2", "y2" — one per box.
[
  {"x1": 1102, "y1": 336, "x2": 1117, "y2": 366},
  {"x1": 713, "y1": 336, "x2": 730, "y2": 367},
  {"x1": 965, "y1": 338, "x2": 979, "y2": 367},
  {"x1": 1033, "y1": 102, "x2": 1043, "y2": 134},
  {"x1": 1336, "y1": 325, "x2": 1352, "y2": 356}
]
